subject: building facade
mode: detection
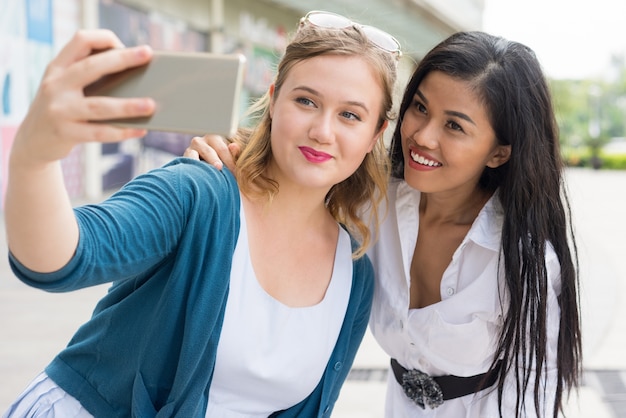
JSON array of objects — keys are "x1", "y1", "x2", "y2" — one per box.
[{"x1": 0, "y1": 0, "x2": 484, "y2": 203}]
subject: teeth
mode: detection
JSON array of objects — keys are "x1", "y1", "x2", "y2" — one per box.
[{"x1": 410, "y1": 150, "x2": 441, "y2": 167}]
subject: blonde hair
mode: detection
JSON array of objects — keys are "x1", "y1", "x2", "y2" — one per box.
[{"x1": 233, "y1": 23, "x2": 397, "y2": 258}]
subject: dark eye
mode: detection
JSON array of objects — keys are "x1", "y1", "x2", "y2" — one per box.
[
  {"x1": 446, "y1": 120, "x2": 464, "y2": 132},
  {"x1": 413, "y1": 99, "x2": 427, "y2": 114}
]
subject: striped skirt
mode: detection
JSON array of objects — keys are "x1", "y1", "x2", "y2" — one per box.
[{"x1": 2, "y1": 373, "x2": 92, "y2": 418}]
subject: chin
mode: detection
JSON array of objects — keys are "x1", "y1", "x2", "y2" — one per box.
[{"x1": 403, "y1": 169, "x2": 427, "y2": 192}]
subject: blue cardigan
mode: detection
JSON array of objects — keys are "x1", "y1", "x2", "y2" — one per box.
[{"x1": 9, "y1": 158, "x2": 374, "y2": 418}]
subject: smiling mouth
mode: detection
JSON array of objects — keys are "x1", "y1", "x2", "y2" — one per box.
[{"x1": 410, "y1": 150, "x2": 442, "y2": 167}]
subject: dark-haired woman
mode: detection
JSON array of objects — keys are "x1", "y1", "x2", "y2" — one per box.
[{"x1": 369, "y1": 31, "x2": 581, "y2": 417}]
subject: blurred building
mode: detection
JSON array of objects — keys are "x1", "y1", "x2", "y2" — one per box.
[{"x1": 0, "y1": 0, "x2": 484, "y2": 202}]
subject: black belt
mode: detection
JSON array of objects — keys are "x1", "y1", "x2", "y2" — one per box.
[{"x1": 390, "y1": 358, "x2": 501, "y2": 409}]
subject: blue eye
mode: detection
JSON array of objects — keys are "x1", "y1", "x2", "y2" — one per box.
[
  {"x1": 341, "y1": 111, "x2": 361, "y2": 121},
  {"x1": 296, "y1": 97, "x2": 315, "y2": 107}
]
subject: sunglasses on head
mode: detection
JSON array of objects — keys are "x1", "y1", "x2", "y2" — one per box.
[{"x1": 299, "y1": 10, "x2": 402, "y2": 59}]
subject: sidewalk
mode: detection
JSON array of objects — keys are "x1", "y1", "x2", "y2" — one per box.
[{"x1": 1, "y1": 167, "x2": 625, "y2": 416}]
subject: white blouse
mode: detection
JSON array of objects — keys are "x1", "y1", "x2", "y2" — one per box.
[
  {"x1": 368, "y1": 179, "x2": 562, "y2": 418},
  {"x1": 206, "y1": 203, "x2": 352, "y2": 417}
]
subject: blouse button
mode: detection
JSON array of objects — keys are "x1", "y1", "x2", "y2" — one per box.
[
  {"x1": 333, "y1": 362, "x2": 342, "y2": 371},
  {"x1": 446, "y1": 287, "x2": 455, "y2": 296}
]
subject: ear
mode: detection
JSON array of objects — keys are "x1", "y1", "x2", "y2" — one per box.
[
  {"x1": 268, "y1": 84, "x2": 276, "y2": 119},
  {"x1": 368, "y1": 120, "x2": 388, "y2": 152},
  {"x1": 486, "y1": 144, "x2": 511, "y2": 168}
]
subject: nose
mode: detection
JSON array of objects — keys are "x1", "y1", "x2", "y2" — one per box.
[
  {"x1": 409, "y1": 120, "x2": 438, "y2": 149},
  {"x1": 308, "y1": 112, "x2": 335, "y2": 144}
]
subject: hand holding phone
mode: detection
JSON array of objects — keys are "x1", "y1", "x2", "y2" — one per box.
[{"x1": 84, "y1": 51, "x2": 246, "y2": 137}]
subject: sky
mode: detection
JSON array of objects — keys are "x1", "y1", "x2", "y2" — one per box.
[{"x1": 483, "y1": 0, "x2": 626, "y2": 79}]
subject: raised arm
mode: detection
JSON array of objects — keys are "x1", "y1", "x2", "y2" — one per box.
[{"x1": 4, "y1": 30, "x2": 155, "y2": 273}]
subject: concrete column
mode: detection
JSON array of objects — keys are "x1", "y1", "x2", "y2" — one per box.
[
  {"x1": 209, "y1": 0, "x2": 224, "y2": 53},
  {"x1": 81, "y1": 0, "x2": 103, "y2": 200}
]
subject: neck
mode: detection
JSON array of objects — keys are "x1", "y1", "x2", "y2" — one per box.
[
  {"x1": 244, "y1": 181, "x2": 334, "y2": 227},
  {"x1": 420, "y1": 187, "x2": 492, "y2": 226}
]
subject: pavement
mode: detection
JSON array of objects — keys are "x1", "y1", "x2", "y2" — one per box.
[{"x1": 1, "y1": 167, "x2": 625, "y2": 417}]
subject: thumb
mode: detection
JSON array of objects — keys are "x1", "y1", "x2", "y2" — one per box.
[{"x1": 227, "y1": 142, "x2": 242, "y2": 159}]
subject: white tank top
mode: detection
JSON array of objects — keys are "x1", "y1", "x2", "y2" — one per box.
[{"x1": 206, "y1": 204, "x2": 352, "y2": 417}]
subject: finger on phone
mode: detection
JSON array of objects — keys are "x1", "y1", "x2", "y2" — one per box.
[
  {"x1": 71, "y1": 121, "x2": 147, "y2": 145},
  {"x1": 54, "y1": 29, "x2": 125, "y2": 68},
  {"x1": 80, "y1": 96, "x2": 155, "y2": 123},
  {"x1": 71, "y1": 45, "x2": 153, "y2": 90}
]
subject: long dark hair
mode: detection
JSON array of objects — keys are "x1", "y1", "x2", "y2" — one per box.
[{"x1": 389, "y1": 31, "x2": 581, "y2": 417}]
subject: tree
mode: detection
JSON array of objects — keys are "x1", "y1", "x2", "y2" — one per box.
[{"x1": 550, "y1": 55, "x2": 626, "y2": 168}]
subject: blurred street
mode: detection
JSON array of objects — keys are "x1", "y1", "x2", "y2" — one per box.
[{"x1": 1, "y1": 167, "x2": 625, "y2": 417}]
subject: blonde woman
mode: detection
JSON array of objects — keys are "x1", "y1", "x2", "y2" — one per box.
[{"x1": 3, "y1": 11, "x2": 400, "y2": 418}]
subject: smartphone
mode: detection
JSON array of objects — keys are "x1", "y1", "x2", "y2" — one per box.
[{"x1": 84, "y1": 51, "x2": 246, "y2": 137}]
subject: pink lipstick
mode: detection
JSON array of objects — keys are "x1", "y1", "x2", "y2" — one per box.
[{"x1": 299, "y1": 146, "x2": 332, "y2": 163}]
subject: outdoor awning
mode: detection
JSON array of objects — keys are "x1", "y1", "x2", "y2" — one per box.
[{"x1": 257, "y1": 0, "x2": 480, "y2": 58}]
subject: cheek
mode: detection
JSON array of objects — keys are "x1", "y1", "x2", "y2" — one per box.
[
  {"x1": 399, "y1": 123, "x2": 411, "y2": 154},
  {"x1": 348, "y1": 141, "x2": 371, "y2": 161},
  {"x1": 399, "y1": 112, "x2": 419, "y2": 140},
  {"x1": 343, "y1": 137, "x2": 374, "y2": 168},
  {"x1": 269, "y1": 112, "x2": 290, "y2": 139}
]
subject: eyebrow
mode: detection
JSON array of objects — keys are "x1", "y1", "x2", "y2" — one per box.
[
  {"x1": 415, "y1": 89, "x2": 476, "y2": 126},
  {"x1": 294, "y1": 86, "x2": 370, "y2": 114}
]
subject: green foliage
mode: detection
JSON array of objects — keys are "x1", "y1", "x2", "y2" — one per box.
[
  {"x1": 563, "y1": 148, "x2": 626, "y2": 170},
  {"x1": 551, "y1": 79, "x2": 593, "y2": 149},
  {"x1": 600, "y1": 153, "x2": 626, "y2": 170},
  {"x1": 550, "y1": 54, "x2": 626, "y2": 170}
]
